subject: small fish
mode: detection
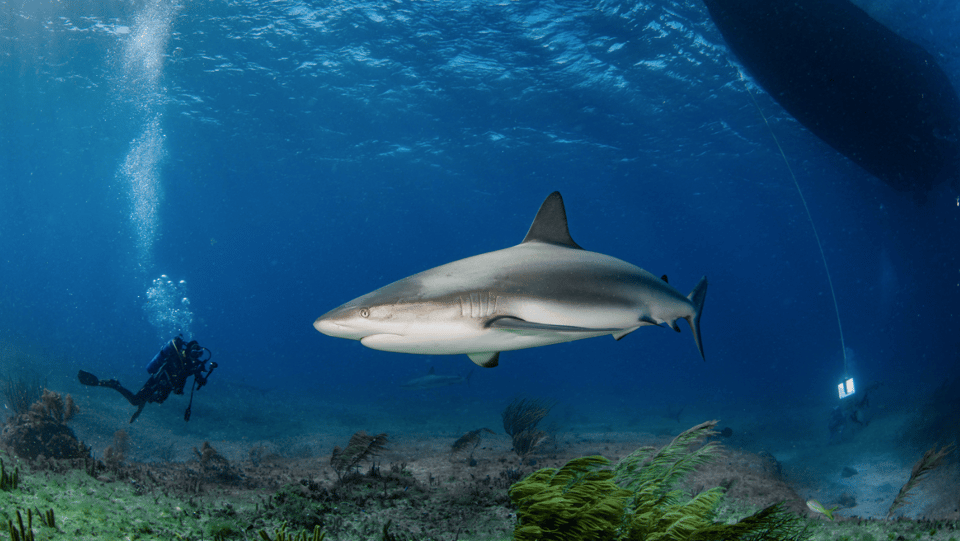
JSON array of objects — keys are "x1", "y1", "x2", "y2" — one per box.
[{"x1": 806, "y1": 499, "x2": 838, "y2": 520}]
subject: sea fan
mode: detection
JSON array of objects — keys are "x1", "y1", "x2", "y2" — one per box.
[
  {"x1": 887, "y1": 443, "x2": 955, "y2": 518},
  {"x1": 330, "y1": 431, "x2": 389, "y2": 480},
  {"x1": 451, "y1": 428, "x2": 496, "y2": 454}
]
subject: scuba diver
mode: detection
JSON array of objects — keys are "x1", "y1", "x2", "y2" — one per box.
[
  {"x1": 828, "y1": 381, "x2": 882, "y2": 444},
  {"x1": 78, "y1": 335, "x2": 217, "y2": 424}
]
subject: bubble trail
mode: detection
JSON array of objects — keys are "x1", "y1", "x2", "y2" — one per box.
[
  {"x1": 115, "y1": 0, "x2": 178, "y2": 271},
  {"x1": 144, "y1": 275, "x2": 194, "y2": 341},
  {"x1": 112, "y1": 1, "x2": 190, "y2": 339}
]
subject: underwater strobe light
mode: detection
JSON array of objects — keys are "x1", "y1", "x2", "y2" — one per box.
[{"x1": 837, "y1": 377, "x2": 856, "y2": 399}]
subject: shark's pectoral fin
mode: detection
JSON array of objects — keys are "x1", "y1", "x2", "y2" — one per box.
[
  {"x1": 487, "y1": 316, "x2": 618, "y2": 334},
  {"x1": 468, "y1": 352, "x2": 500, "y2": 368}
]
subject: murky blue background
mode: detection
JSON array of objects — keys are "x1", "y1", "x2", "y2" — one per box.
[{"x1": 2, "y1": 0, "x2": 959, "y2": 428}]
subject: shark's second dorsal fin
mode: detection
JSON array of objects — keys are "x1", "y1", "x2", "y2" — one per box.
[{"x1": 521, "y1": 191, "x2": 582, "y2": 249}]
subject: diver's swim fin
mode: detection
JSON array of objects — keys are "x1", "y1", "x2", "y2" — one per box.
[
  {"x1": 77, "y1": 370, "x2": 100, "y2": 386},
  {"x1": 129, "y1": 403, "x2": 146, "y2": 424}
]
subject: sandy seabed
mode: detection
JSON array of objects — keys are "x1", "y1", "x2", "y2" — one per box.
[{"x1": 2, "y1": 367, "x2": 958, "y2": 540}]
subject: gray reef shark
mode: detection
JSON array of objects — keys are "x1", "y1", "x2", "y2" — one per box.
[
  {"x1": 314, "y1": 191, "x2": 707, "y2": 368},
  {"x1": 400, "y1": 367, "x2": 473, "y2": 390}
]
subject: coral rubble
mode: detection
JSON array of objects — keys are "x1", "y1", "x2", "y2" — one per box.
[{"x1": 0, "y1": 389, "x2": 88, "y2": 460}]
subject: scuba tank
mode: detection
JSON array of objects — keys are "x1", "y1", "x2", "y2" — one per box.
[{"x1": 146, "y1": 338, "x2": 180, "y2": 374}]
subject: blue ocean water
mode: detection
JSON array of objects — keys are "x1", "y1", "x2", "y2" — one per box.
[{"x1": 2, "y1": 0, "x2": 959, "y2": 472}]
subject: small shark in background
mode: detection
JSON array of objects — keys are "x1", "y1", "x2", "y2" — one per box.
[
  {"x1": 314, "y1": 191, "x2": 707, "y2": 368},
  {"x1": 400, "y1": 367, "x2": 473, "y2": 390}
]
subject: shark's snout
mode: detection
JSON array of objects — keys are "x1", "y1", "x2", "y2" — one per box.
[
  {"x1": 313, "y1": 317, "x2": 339, "y2": 336},
  {"x1": 313, "y1": 315, "x2": 365, "y2": 339}
]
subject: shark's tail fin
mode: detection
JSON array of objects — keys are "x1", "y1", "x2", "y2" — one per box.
[{"x1": 685, "y1": 276, "x2": 708, "y2": 360}]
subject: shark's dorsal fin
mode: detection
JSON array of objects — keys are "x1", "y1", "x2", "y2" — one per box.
[
  {"x1": 428, "y1": 366, "x2": 435, "y2": 375},
  {"x1": 522, "y1": 192, "x2": 583, "y2": 249}
]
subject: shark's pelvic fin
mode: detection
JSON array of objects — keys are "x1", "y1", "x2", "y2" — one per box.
[
  {"x1": 468, "y1": 351, "x2": 500, "y2": 368},
  {"x1": 639, "y1": 315, "x2": 658, "y2": 325},
  {"x1": 613, "y1": 326, "x2": 641, "y2": 341},
  {"x1": 521, "y1": 191, "x2": 583, "y2": 249},
  {"x1": 685, "y1": 276, "x2": 708, "y2": 360}
]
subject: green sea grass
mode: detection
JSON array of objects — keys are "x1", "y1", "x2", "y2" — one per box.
[
  {"x1": 509, "y1": 420, "x2": 808, "y2": 541},
  {"x1": 256, "y1": 523, "x2": 325, "y2": 541},
  {"x1": 0, "y1": 458, "x2": 19, "y2": 491}
]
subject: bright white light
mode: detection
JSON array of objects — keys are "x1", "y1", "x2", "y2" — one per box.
[{"x1": 838, "y1": 377, "x2": 856, "y2": 399}]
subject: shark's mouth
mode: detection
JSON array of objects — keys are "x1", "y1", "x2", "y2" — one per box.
[
  {"x1": 313, "y1": 319, "x2": 367, "y2": 340},
  {"x1": 361, "y1": 333, "x2": 473, "y2": 355},
  {"x1": 360, "y1": 334, "x2": 405, "y2": 348}
]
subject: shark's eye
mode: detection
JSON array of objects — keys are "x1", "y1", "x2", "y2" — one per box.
[{"x1": 359, "y1": 308, "x2": 370, "y2": 318}]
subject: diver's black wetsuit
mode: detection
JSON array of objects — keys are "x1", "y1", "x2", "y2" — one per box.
[{"x1": 79, "y1": 335, "x2": 216, "y2": 423}]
